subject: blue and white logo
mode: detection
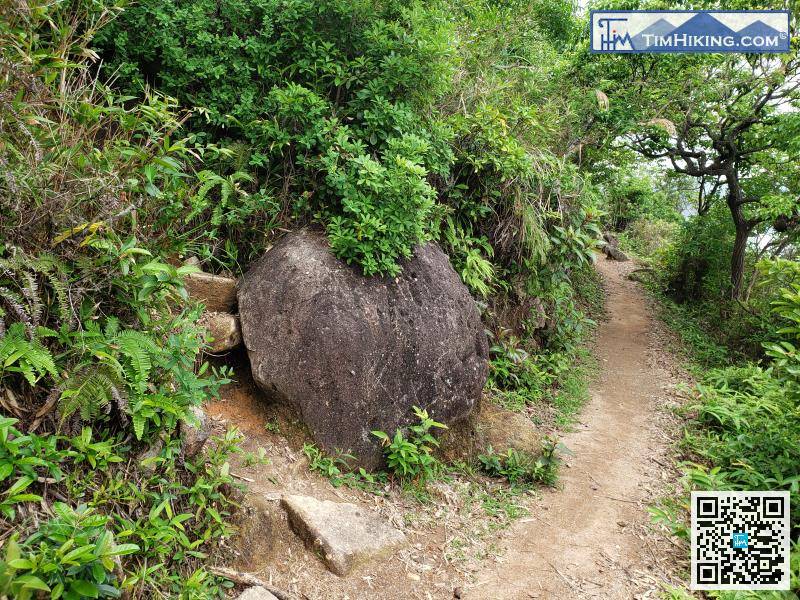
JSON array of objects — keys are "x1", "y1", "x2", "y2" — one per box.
[
  {"x1": 732, "y1": 532, "x2": 749, "y2": 549},
  {"x1": 591, "y1": 11, "x2": 791, "y2": 53}
]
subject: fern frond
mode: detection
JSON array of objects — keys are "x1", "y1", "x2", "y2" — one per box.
[
  {"x1": 19, "y1": 270, "x2": 42, "y2": 328},
  {"x1": 114, "y1": 330, "x2": 155, "y2": 392},
  {"x1": 27, "y1": 253, "x2": 72, "y2": 328},
  {"x1": 0, "y1": 251, "x2": 74, "y2": 331},
  {"x1": 57, "y1": 364, "x2": 126, "y2": 426},
  {"x1": 0, "y1": 286, "x2": 34, "y2": 335},
  {"x1": 0, "y1": 322, "x2": 58, "y2": 385}
]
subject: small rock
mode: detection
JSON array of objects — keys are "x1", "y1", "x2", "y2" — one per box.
[
  {"x1": 281, "y1": 494, "x2": 406, "y2": 576},
  {"x1": 181, "y1": 406, "x2": 209, "y2": 457},
  {"x1": 231, "y1": 494, "x2": 281, "y2": 571},
  {"x1": 137, "y1": 437, "x2": 165, "y2": 471},
  {"x1": 235, "y1": 587, "x2": 279, "y2": 600},
  {"x1": 184, "y1": 271, "x2": 238, "y2": 313},
  {"x1": 477, "y1": 403, "x2": 543, "y2": 456},
  {"x1": 199, "y1": 312, "x2": 242, "y2": 352},
  {"x1": 602, "y1": 243, "x2": 629, "y2": 262},
  {"x1": 453, "y1": 587, "x2": 463, "y2": 598}
]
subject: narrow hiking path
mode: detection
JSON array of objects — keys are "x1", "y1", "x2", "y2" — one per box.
[{"x1": 467, "y1": 258, "x2": 685, "y2": 600}]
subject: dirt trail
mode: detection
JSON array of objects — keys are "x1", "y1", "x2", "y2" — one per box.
[{"x1": 467, "y1": 258, "x2": 681, "y2": 600}]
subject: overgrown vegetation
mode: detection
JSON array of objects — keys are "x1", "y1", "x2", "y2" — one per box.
[
  {"x1": 477, "y1": 436, "x2": 564, "y2": 487},
  {"x1": 0, "y1": 0, "x2": 612, "y2": 591}
]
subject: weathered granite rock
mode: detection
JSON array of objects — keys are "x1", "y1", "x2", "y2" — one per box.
[
  {"x1": 602, "y1": 232, "x2": 619, "y2": 247},
  {"x1": 602, "y1": 243, "x2": 629, "y2": 262},
  {"x1": 235, "y1": 587, "x2": 279, "y2": 600},
  {"x1": 477, "y1": 403, "x2": 542, "y2": 455},
  {"x1": 181, "y1": 406, "x2": 209, "y2": 457},
  {"x1": 199, "y1": 311, "x2": 242, "y2": 352},
  {"x1": 281, "y1": 494, "x2": 405, "y2": 576},
  {"x1": 231, "y1": 493, "x2": 281, "y2": 571},
  {"x1": 238, "y1": 230, "x2": 489, "y2": 468},
  {"x1": 184, "y1": 271, "x2": 238, "y2": 313}
]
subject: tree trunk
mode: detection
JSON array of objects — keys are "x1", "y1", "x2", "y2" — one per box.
[
  {"x1": 730, "y1": 223, "x2": 748, "y2": 300},
  {"x1": 726, "y1": 173, "x2": 752, "y2": 301}
]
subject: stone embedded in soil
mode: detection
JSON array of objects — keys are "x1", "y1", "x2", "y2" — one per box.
[
  {"x1": 238, "y1": 229, "x2": 489, "y2": 468},
  {"x1": 476, "y1": 402, "x2": 543, "y2": 456},
  {"x1": 184, "y1": 271, "x2": 238, "y2": 312},
  {"x1": 235, "y1": 587, "x2": 279, "y2": 600},
  {"x1": 180, "y1": 405, "x2": 210, "y2": 457},
  {"x1": 281, "y1": 494, "x2": 406, "y2": 576},
  {"x1": 602, "y1": 243, "x2": 629, "y2": 262},
  {"x1": 199, "y1": 311, "x2": 242, "y2": 352}
]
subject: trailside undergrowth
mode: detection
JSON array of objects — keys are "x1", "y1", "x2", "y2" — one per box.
[
  {"x1": 649, "y1": 268, "x2": 800, "y2": 597},
  {"x1": 0, "y1": 3, "x2": 242, "y2": 597}
]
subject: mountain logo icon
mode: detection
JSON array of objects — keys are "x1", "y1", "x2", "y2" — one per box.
[{"x1": 592, "y1": 10, "x2": 791, "y2": 54}]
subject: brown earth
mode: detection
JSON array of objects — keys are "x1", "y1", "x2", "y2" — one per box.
[{"x1": 465, "y1": 258, "x2": 686, "y2": 599}]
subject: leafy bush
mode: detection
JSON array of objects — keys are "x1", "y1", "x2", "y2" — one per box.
[
  {"x1": 302, "y1": 443, "x2": 385, "y2": 491},
  {"x1": 477, "y1": 437, "x2": 563, "y2": 487},
  {"x1": 0, "y1": 3, "x2": 242, "y2": 597},
  {"x1": 99, "y1": 0, "x2": 455, "y2": 276},
  {"x1": 655, "y1": 270, "x2": 800, "y2": 596},
  {"x1": 372, "y1": 406, "x2": 447, "y2": 483},
  {"x1": 0, "y1": 503, "x2": 138, "y2": 600}
]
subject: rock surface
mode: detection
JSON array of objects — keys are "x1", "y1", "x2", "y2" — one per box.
[
  {"x1": 476, "y1": 402, "x2": 543, "y2": 456},
  {"x1": 185, "y1": 271, "x2": 238, "y2": 312},
  {"x1": 281, "y1": 494, "x2": 405, "y2": 576},
  {"x1": 238, "y1": 230, "x2": 489, "y2": 468},
  {"x1": 199, "y1": 311, "x2": 242, "y2": 352},
  {"x1": 231, "y1": 494, "x2": 281, "y2": 571},
  {"x1": 181, "y1": 406, "x2": 209, "y2": 457},
  {"x1": 235, "y1": 587, "x2": 279, "y2": 600},
  {"x1": 602, "y1": 243, "x2": 629, "y2": 262}
]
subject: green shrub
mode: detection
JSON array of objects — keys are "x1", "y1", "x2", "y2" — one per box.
[
  {"x1": 659, "y1": 206, "x2": 735, "y2": 304},
  {"x1": 99, "y1": 0, "x2": 455, "y2": 276},
  {"x1": 664, "y1": 273, "x2": 800, "y2": 595},
  {"x1": 0, "y1": 503, "x2": 139, "y2": 600},
  {"x1": 0, "y1": 4, "x2": 242, "y2": 598},
  {"x1": 302, "y1": 443, "x2": 385, "y2": 491},
  {"x1": 477, "y1": 437, "x2": 563, "y2": 487},
  {"x1": 372, "y1": 406, "x2": 447, "y2": 483}
]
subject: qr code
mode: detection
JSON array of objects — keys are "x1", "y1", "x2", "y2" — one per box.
[{"x1": 691, "y1": 491, "x2": 790, "y2": 590}]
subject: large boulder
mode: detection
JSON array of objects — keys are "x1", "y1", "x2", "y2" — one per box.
[{"x1": 238, "y1": 230, "x2": 489, "y2": 468}]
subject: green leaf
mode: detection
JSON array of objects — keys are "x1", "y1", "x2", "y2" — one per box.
[
  {"x1": 69, "y1": 580, "x2": 99, "y2": 598},
  {"x1": 16, "y1": 575, "x2": 51, "y2": 591}
]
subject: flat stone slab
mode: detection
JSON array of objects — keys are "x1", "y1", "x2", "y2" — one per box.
[
  {"x1": 281, "y1": 494, "x2": 406, "y2": 576},
  {"x1": 236, "y1": 587, "x2": 278, "y2": 600},
  {"x1": 184, "y1": 271, "x2": 238, "y2": 312}
]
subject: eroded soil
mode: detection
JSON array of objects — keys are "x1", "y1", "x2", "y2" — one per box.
[{"x1": 466, "y1": 259, "x2": 688, "y2": 599}]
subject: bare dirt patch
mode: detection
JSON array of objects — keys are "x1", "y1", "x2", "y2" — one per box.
[{"x1": 464, "y1": 259, "x2": 688, "y2": 599}]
